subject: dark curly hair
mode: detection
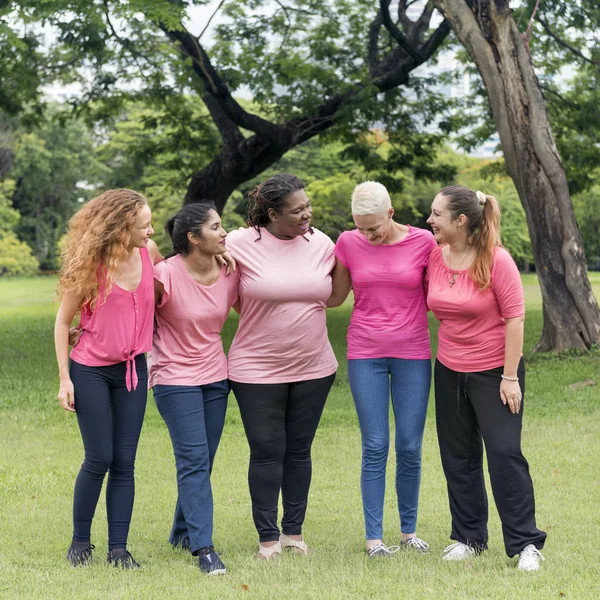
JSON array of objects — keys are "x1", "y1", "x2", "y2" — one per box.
[{"x1": 247, "y1": 173, "x2": 312, "y2": 240}]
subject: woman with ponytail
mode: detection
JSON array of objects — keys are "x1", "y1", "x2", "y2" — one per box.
[
  {"x1": 55, "y1": 189, "x2": 161, "y2": 569},
  {"x1": 426, "y1": 185, "x2": 546, "y2": 571},
  {"x1": 149, "y1": 202, "x2": 239, "y2": 576}
]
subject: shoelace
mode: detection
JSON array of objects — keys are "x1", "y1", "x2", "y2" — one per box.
[
  {"x1": 521, "y1": 546, "x2": 545, "y2": 562},
  {"x1": 368, "y1": 543, "x2": 400, "y2": 556},
  {"x1": 403, "y1": 537, "x2": 429, "y2": 551},
  {"x1": 443, "y1": 542, "x2": 475, "y2": 556}
]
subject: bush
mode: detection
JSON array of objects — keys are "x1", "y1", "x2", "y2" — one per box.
[{"x1": 0, "y1": 234, "x2": 40, "y2": 276}]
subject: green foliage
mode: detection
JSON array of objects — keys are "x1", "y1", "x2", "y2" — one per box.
[
  {"x1": 305, "y1": 175, "x2": 356, "y2": 241},
  {"x1": 11, "y1": 108, "x2": 106, "y2": 270},
  {"x1": 0, "y1": 179, "x2": 19, "y2": 238},
  {"x1": 0, "y1": 233, "x2": 39, "y2": 276},
  {"x1": 572, "y1": 186, "x2": 600, "y2": 268}
]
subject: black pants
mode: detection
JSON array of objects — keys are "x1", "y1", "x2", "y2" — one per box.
[
  {"x1": 434, "y1": 359, "x2": 546, "y2": 557},
  {"x1": 70, "y1": 355, "x2": 147, "y2": 550},
  {"x1": 231, "y1": 373, "x2": 336, "y2": 542}
]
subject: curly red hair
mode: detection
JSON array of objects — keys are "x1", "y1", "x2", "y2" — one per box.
[{"x1": 57, "y1": 189, "x2": 149, "y2": 309}]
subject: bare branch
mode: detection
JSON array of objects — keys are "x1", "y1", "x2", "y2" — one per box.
[
  {"x1": 199, "y1": 0, "x2": 228, "y2": 40},
  {"x1": 538, "y1": 16, "x2": 600, "y2": 66},
  {"x1": 525, "y1": 0, "x2": 540, "y2": 41},
  {"x1": 380, "y1": 0, "x2": 423, "y2": 61}
]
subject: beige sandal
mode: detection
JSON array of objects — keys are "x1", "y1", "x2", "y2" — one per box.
[
  {"x1": 257, "y1": 541, "x2": 282, "y2": 561},
  {"x1": 280, "y1": 533, "x2": 311, "y2": 555}
]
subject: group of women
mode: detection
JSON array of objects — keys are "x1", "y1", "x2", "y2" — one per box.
[{"x1": 54, "y1": 174, "x2": 547, "y2": 576}]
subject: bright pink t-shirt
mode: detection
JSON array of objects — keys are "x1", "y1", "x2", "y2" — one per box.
[
  {"x1": 70, "y1": 246, "x2": 154, "y2": 391},
  {"x1": 335, "y1": 226, "x2": 436, "y2": 360},
  {"x1": 226, "y1": 226, "x2": 338, "y2": 384},
  {"x1": 427, "y1": 245, "x2": 525, "y2": 373},
  {"x1": 148, "y1": 256, "x2": 239, "y2": 387}
]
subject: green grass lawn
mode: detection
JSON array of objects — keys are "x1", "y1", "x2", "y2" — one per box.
[{"x1": 1, "y1": 275, "x2": 600, "y2": 599}]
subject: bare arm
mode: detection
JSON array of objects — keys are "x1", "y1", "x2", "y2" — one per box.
[
  {"x1": 500, "y1": 315, "x2": 525, "y2": 414},
  {"x1": 147, "y1": 239, "x2": 163, "y2": 264},
  {"x1": 327, "y1": 259, "x2": 352, "y2": 308},
  {"x1": 54, "y1": 290, "x2": 82, "y2": 413}
]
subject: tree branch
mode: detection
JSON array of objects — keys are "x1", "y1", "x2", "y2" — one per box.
[
  {"x1": 538, "y1": 16, "x2": 600, "y2": 66},
  {"x1": 199, "y1": 0, "x2": 228, "y2": 40},
  {"x1": 380, "y1": 0, "x2": 423, "y2": 61}
]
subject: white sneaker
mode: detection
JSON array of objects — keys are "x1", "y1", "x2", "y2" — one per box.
[
  {"x1": 517, "y1": 544, "x2": 544, "y2": 571},
  {"x1": 441, "y1": 542, "x2": 477, "y2": 561},
  {"x1": 367, "y1": 543, "x2": 400, "y2": 559}
]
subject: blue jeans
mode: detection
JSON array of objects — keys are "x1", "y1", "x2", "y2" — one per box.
[
  {"x1": 348, "y1": 358, "x2": 431, "y2": 539},
  {"x1": 153, "y1": 380, "x2": 229, "y2": 553}
]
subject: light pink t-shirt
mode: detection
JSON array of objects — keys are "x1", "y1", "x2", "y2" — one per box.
[
  {"x1": 148, "y1": 255, "x2": 239, "y2": 387},
  {"x1": 427, "y1": 245, "x2": 525, "y2": 373},
  {"x1": 70, "y1": 246, "x2": 154, "y2": 391},
  {"x1": 335, "y1": 227, "x2": 436, "y2": 360},
  {"x1": 226, "y1": 226, "x2": 338, "y2": 384}
]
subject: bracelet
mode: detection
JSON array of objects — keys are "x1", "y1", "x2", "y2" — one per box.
[{"x1": 501, "y1": 374, "x2": 519, "y2": 382}]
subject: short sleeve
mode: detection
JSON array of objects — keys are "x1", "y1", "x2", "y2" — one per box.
[
  {"x1": 491, "y1": 247, "x2": 525, "y2": 318},
  {"x1": 225, "y1": 227, "x2": 244, "y2": 257},
  {"x1": 334, "y1": 232, "x2": 349, "y2": 268},
  {"x1": 154, "y1": 260, "x2": 172, "y2": 309},
  {"x1": 228, "y1": 267, "x2": 240, "y2": 306}
]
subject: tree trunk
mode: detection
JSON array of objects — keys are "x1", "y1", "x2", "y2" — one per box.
[{"x1": 435, "y1": 0, "x2": 600, "y2": 352}]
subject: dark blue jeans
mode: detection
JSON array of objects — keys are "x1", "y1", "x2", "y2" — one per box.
[
  {"x1": 70, "y1": 355, "x2": 148, "y2": 550},
  {"x1": 348, "y1": 358, "x2": 431, "y2": 539},
  {"x1": 153, "y1": 380, "x2": 229, "y2": 553}
]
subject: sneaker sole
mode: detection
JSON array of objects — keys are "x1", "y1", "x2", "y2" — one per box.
[{"x1": 206, "y1": 568, "x2": 227, "y2": 576}]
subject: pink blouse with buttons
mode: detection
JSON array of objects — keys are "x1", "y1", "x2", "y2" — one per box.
[{"x1": 70, "y1": 246, "x2": 155, "y2": 391}]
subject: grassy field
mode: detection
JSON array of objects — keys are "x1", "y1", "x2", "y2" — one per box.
[{"x1": 1, "y1": 274, "x2": 600, "y2": 599}]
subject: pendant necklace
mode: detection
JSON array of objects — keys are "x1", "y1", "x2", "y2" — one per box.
[{"x1": 448, "y1": 247, "x2": 471, "y2": 288}]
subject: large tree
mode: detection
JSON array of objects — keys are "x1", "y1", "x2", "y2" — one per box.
[
  {"x1": 2, "y1": 0, "x2": 451, "y2": 209},
  {"x1": 434, "y1": 0, "x2": 600, "y2": 351}
]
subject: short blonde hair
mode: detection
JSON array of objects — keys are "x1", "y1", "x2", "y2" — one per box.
[{"x1": 351, "y1": 181, "x2": 392, "y2": 215}]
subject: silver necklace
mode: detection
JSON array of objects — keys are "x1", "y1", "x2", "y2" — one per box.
[{"x1": 448, "y1": 247, "x2": 472, "y2": 288}]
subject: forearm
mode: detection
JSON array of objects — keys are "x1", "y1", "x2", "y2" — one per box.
[
  {"x1": 54, "y1": 321, "x2": 72, "y2": 381},
  {"x1": 503, "y1": 316, "x2": 524, "y2": 377}
]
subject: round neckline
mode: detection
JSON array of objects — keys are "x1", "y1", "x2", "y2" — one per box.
[
  {"x1": 176, "y1": 254, "x2": 223, "y2": 289},
  {"x1": 356, "y1": 224, "x2": 412, "y2": 248},
  {"x1": 439, "y1": 244, "x2": 472, "y2": 274},
  {"x1": 261, "y1": 225, "x2": 310, "y2": 243}
]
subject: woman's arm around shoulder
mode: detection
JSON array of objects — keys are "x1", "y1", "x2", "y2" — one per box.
[{"x1": 327, "y1": 258, "x2": 352, "y2": 308}]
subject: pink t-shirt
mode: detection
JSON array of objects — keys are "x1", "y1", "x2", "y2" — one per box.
[
  {"x1": 70, "y1": 246, "x2": 154, "y2": 391},
  {"x1": 226, "y1": 226, "x2": 338, "y2": 384},
  {"x1": 335, "y1": 227, "x2": 436, "y2": 360},
  {"x1": 427, "y1": 245, "x2": 525, "y2": 372},
  {"x1": 148, "y1": 255, "x2": 239, "y2": 387}
]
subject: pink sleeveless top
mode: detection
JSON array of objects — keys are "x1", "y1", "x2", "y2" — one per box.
[{"x1": 70, "y1": 247, "x2": 155, "y2": 390}]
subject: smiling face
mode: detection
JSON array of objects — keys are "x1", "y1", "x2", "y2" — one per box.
[
  {"x1": 189, "y1": 209, "x2": 228, "y2": 256},
  {"x1": 427, "y1": 193, "x2": 458, "y2": 244},
  {"x1": 129, "y1": 203, "x2": 154, "y2": 248},
  {"x1": 353, "y1": 208, "x2": 394, "y2": 245},
  {"x1": 269, "y1": 189, "x2": 312, "y2": 238}
]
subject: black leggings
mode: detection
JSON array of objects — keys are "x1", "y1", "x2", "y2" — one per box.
[
  {"x1": 70, "y1": 355, "x2": 147, "y2": 550},
  {"x1": 231, "y1": 373, "x2": 336, "y2": 542},
  {"x1": 434, "y1": 358, "x2": 546, "y2": 557}
]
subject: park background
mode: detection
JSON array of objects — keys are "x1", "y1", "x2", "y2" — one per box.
[{"x1": 2, "y1": 0, "x2": 600, "y2": 598}]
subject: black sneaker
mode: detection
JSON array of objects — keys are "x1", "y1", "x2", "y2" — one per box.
[
  {"x1": 107, "y1": 549, "x2": 141, "y2": 569},
  {"x1": 198, "y1": 546, "x2": 226, "y2": 575},
  {"x1": 66, "y1": 543, "x2": 95, "y2": 566}
]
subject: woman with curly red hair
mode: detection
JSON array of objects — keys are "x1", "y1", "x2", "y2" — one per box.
[{"x1": 54, "y1": 189, "x2": 161, "y2": 569}]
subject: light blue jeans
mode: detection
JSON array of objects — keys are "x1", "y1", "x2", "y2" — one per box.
[{"x1": 348, "y1": 358, "x2": 431, "y2": 539}]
